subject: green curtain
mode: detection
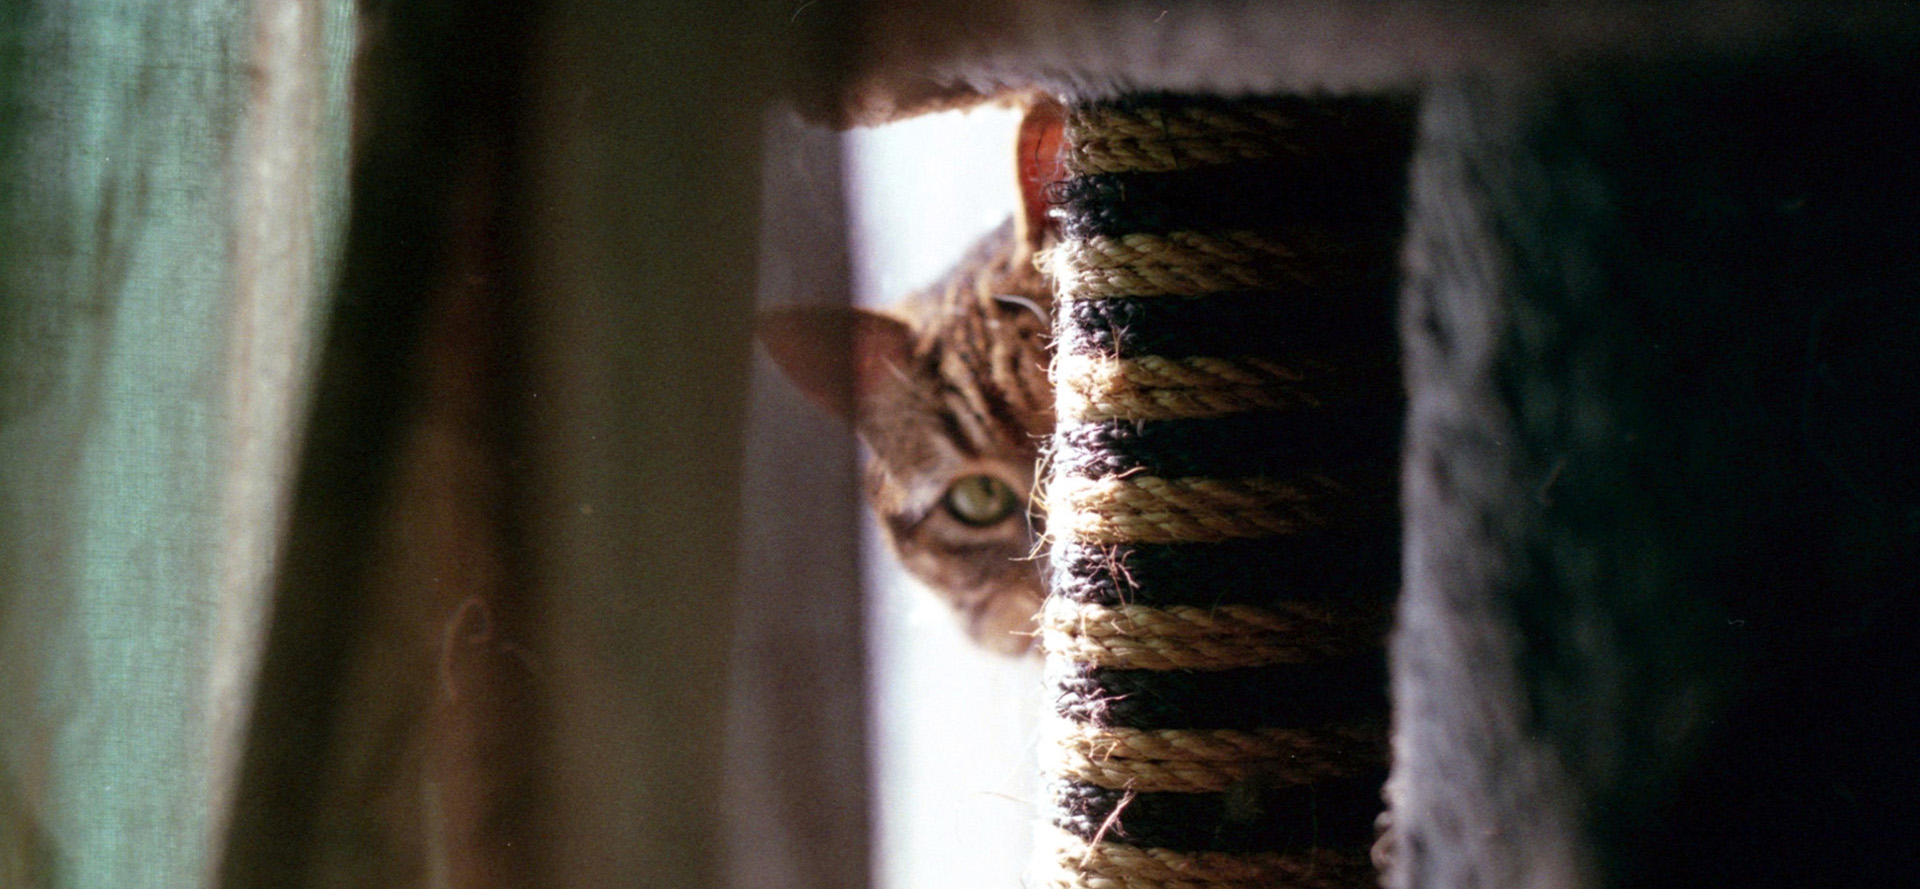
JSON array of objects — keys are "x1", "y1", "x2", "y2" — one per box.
[{"x1": 0, "y1": 2, "x2": 354, "y2": 885}]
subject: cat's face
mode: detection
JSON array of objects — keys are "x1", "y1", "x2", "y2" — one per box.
[
  {"x1": 759, "y1": 102, "x2": 1061, "y2": 653},
  {"x1": 853, "y1": 309, "x2": 1048, "y2": 654},
  {"x1": 758, "y1": 252, "x2": 1053, "y2": 654}
]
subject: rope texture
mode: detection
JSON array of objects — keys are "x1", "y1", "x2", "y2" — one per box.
[
  {"x1": 1052, "y1": 773, "x2": 1386, "y2": 852},
  {"x1": 1055, "y1": 353, "x2": 1320, "y2": 422},
  {"x1": 1052, "y1": 411, "x2": 1404, "y2": 480},
  {"x1": 1059, "y1": 103, "x2": 1316, "y2": 175},
  {"x1": 1051, "y1": 659, "x2": 1388, "y2": 731},
  {"x1": 1043, "y1": 720, "x2": 1387, "y2": 793},
  {"x1": 1050, "y1": 537, "x2": 1400, "y2": 609},
  {"x1": 1048, "y1": 473, "x2": 1369, "y2": 546},
  {"x1": 1041, "y1": 598, "x2": 1381, "y2": 670},
  {"x1": 1039, "y1": 831, "x2": 1374, "y2": 889},
  {"x1": 1038, "y1": 92, "x2": 1412, "y2": 889},
  {"x1": 1042, "y1": 229, "x2": 1360, "y2": 298},
  {"x1": 1055, "y1": 287, "x2": 1391, "y2": 360},
  {"x1": 1054, "y1": 167, "x2": 1412, "y2": 242}
]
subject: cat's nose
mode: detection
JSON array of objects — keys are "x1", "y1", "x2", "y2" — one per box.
[{"x1": 963, "y1": 589, "x2": 1041, "y2": 655}]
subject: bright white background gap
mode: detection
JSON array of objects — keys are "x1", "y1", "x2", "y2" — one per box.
[{"x1": 843, "y1": 107, "x2": 1047, "y2": 889}]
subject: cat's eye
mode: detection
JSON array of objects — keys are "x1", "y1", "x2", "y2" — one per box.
[{"x1": 943, "y1": 474, "x2": 1020, "y2": 526}]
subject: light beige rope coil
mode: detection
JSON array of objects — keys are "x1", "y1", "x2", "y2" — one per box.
[
  {"x1": 1040, "y1": 598, "x2": 1375, "y2": 670},
  {"x1": 1038, "y1": 832, "x2": 1373, "y2": 889},
  {"x1": 1061, "y1": 104, "x2": 1321, "y2": 175},
  {"x1": 1054, "y1": 353, "x2": 1324, "y2": 422},
  {"x1": 1043, "y1": 720, "x2": 1387, "y2": 793},
  {"x1": 1043, "y1": 231, "x2": 1344, "y2": 299},
  {"x1": 1047, "y1": 473, "x2": 1343, "y2": 545},
  {"x1": 1057, "y1": 352, "x2": 1307, "y2": 391}
]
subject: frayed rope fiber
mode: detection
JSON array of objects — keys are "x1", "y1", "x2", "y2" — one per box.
[
  {"x1": 1049, "y1": 772, "x2": 1386, "y2": 852},
  {"x1": 1051, "y1": 412, "x2": 1404, "y2": 480},
  {"x1": 1050, "y1": 659, "x2": 1387, "y2": 731},
  {"x1": 1056, "y1": 288, "x2": 1389, "y2": 360},
  {"x1": 1039, "y1": 831, "x2": 1375, "y2": 889},
  {"x1": 1050, "y1": 536, "x2": 1401, "y2": 610},
  {"x1": 1037, "y1": 92, "x2": 1414, "y2": 888}
]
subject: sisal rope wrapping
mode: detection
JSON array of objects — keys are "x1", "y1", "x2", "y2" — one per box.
[
  {"x1": 1042, "y1": 229, "x2": 1362, "y2": 298},
  {"x1": 1060, "y1": 104, "x2": 1315, "y2": 174},
  {"x1": 1036, "y1": 93, "x2": 1413, "y2": 889},
  {"x1": 1038, "y1": 831, "x2": 1375, "y2": 889},
  {"x1": 1057, "y1": 100, "x2": 1406, "y2": 178},
  {"x1": 1054, "y1": 353, "x2": 1318, "y2": 422},
  {"x1": 1040, "y1": 598, "x2": 1384, "y2": 671},
  {"x1": 1046, "y1": 474, "x2": 1337, "y2": 545},
  {"x1": 1042, "y1": 720, "x2": 1388, "y2": 793},
  {"x1": 1054, "y1": 352, "x2": 1400, "y2": 423}
]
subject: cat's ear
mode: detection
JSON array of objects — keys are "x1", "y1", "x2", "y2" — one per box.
[
  {"x1": 1015, "y1": 96, "x2": 1067, "y2": 261},
  {"x1": 756, "y1": 305, "x2": 914, "y2": 422}
]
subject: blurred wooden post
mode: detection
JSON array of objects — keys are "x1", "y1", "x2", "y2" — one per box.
[{"x1": 217, "y1": 1, "x2": 868, "y2": 887}]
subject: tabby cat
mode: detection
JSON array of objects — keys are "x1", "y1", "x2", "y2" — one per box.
[
  {"x1": 758, "y1": 220, "x2": 1053, "y2": 653},
  {"x1": 758, "y1": 102, "x2": 1064, "y2": 654}
]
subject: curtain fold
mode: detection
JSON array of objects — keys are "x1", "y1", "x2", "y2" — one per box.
[
  {"x1": 3, "y1": 0, "x2": 867, "y2": 885},
  {"x1": 0, "y1": 1, "x2": 355, "y2": 885}
]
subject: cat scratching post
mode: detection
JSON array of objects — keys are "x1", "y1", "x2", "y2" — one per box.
[{"x1": 1037, "y1": 94, "x2": 1415, "y2": 888}]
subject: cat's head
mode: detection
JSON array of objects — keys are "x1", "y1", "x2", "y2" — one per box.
[
  {"x1": 757, "y1": 303, "x2": 1049, "y2": 654},
  {"x1": 755, "y1": 98, "x2": 1064, "y2": 654}
]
